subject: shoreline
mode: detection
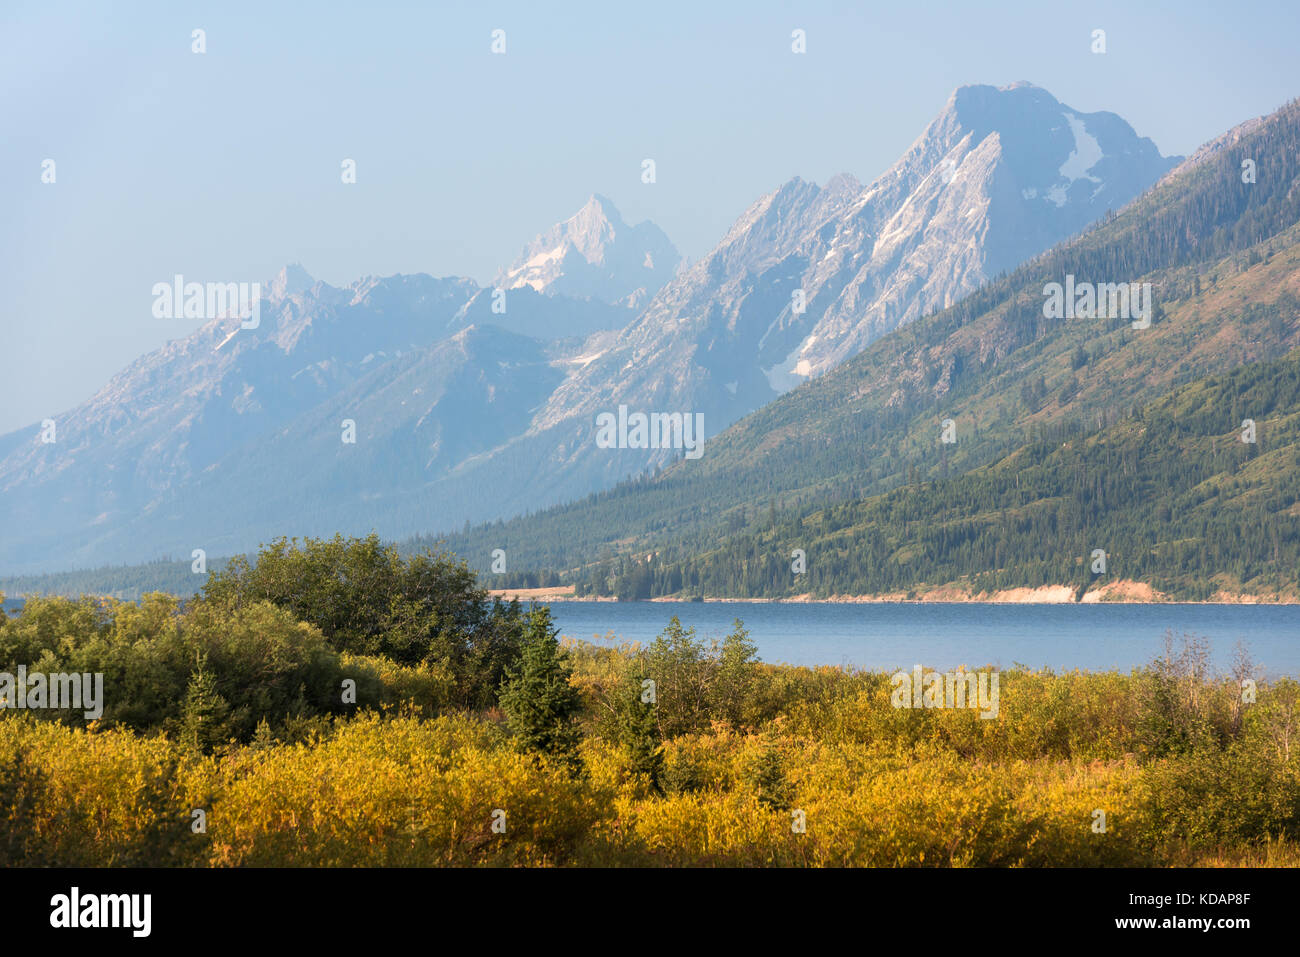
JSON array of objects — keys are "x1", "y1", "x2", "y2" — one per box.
[{"x1": 488, "y1": 581, "x2": 1299, "y2": 606}]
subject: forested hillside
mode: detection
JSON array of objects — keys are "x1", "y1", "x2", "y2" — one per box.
[
  {"x1": 598, "y1": 350, "x2": 1300, "y2": 600},
  {"x1": 0, "y1": 559, "x2": 215, "y2": 603}
]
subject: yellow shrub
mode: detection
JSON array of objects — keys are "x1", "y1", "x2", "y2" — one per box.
[{"x1": 206, "y1": 713, "x2": 607, "y2": 866}]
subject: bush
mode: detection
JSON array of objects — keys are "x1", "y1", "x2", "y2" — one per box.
[
  {"x1": 200, "y1": 533, "x2": 526, "y2": 707},
  {"x1": 1137, "y1": 742, "x2": 1300, "y2": 850}
]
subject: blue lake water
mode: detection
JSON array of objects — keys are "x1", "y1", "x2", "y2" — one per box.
[
  {"x1": 6, "y1": 596, "x2": 1298, "y2": 676},
  {"x1": 546, "y1": 601, "x2": 1300, "y2": 677}
]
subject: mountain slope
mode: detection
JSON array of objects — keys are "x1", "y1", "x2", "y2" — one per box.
[
  {"x1": 0, "y1": 274, "x2": 622, "y2": 573},
  {"x1": 532, "y1": 83, "x2": 1180, "y2": 454},
  {"x1": 0, "y1": 268, "x2": 479, "y2": 568},
  {"x1": 80, "y1": 324, "x2": 571, "y2": 564},
  {"x1": 0, "y1": 188, "x2": 688, "y2": 573},
  {"x1": 398, "y1": 83, "x2": 1186, "y2": 537},
  {"x1": 446, "y1": 283, "x2": 630, "y2": 340},
  {"x1": 618, "y1": 348, "x2": 1300, "y2": 601},
  {"x1": 431, "y1": 97, "x2": 1300, "y2": 587}
]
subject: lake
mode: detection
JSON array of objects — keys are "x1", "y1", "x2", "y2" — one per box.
[
  {"x1": 5, "y1": 596, "x2": 1298, "y2": 676},
  {"x1": 546, "y1": 601, "x2": 1300, "y2": 676}
]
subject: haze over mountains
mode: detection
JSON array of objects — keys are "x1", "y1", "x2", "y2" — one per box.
[
  {"x1": 434, "y1": 96, "x2": 1300, "y2": 601},
  {"x1": 543, "y1": 82, "x2": 1179, "y2": 437},
  {"x1": 1, "y1": 83, "x2": 1186, "y2": 575}
]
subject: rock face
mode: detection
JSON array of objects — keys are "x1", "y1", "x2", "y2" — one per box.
[
  {"x1": 0, "y1": 85, "x2": 1181, "y2": 573},
  {"x1": 446, "y1": 283, "x2": 630, "y2": 341},
  {"x1": 495, "y1": 194, "x2": 681, "y2": 306},
  {"x1": 538, "y1": 83, "x2": 1180, "y2": 451}
]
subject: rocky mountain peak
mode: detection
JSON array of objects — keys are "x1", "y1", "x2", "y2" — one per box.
[
  {"x1": 270, "y1": 263, "x2": 315, "y2": 302},
  {"x1": 535, "y1": 83, "x2": 1181, "y2": 459},
  {"x1": 496, "y1": 195, "x2": 680, "y2": 305}
]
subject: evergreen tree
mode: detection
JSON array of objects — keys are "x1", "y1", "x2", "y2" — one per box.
[
  {"x1": 498, "y1": 607, "x2": 583, "y2": 771},
  {"x1": 744, "y1": 736, "x2": 794, "y2": 810},
  {"x1": 616, "y1": 670, "x2": 664, "y2": 789},
  {"x1": 714, "y1": 619, "x2": 759, "y2": 727},
  {"x1": 178, "y1": 660, "x2": 232, "y2": 754}
]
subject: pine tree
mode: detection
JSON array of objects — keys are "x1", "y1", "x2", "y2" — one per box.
[
  {"x1": 744, "y1": 736, "x2": 794, "y2": 810},
  {"x1": 617, "y1": 670, "x2": 663, "y2": 789},
  {"x1": 498, "y1": 607, "x2": 583, "y2": 771},
  {"x1": 714, "y1": 619, "x2": 758, "y2": 727},
  {"x1": 178, "y1": 660, "x2": 231, "y2": 755}
]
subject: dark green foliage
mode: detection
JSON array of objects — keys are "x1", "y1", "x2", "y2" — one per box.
[
  {"x1": 603, "y1": 616, "x2": 770, "y2": 740},
  {"x1": 0, "y1": 593, "x2": 346, "y2": 740},
  {"x1": 615, "y1": 671, "x2": 663, "y2": 789},
  {"x1": 0, "y1": 559, "x2": 222, "y2": 603},
  {"x1": 1140, "y1": 741, "x2": 1300, "y2": 849},
  {"x1": 661, "y1": 749, "x2": 705, "y2": 796},
  {"x1": 744, "y1": 737, "x2": 794, "y2": 810},
  {"x1": 0, "y1": 536, "x2": 532, "y2": 740},
  {"x1": 201, "y1": 533, "x2": 526, "y2": 707},
  {"x1": 715, "y1": 621, "x2": 760, "y2": 727},
  {"x1": 490, "y1": 569, "x2": 563, "y2": 590},
  {"x1": 177, "y1": 662, "x2": 232, "y2": 755},
  {"x1": 642, "y1": 617, "x2": 714, "y2": 738},
  {"x1": 571, "y1": 350, "x2": 1300, "y2": 600},
  {"x1": 173, "y1": 599, "x2": 344, "y2": 741},
  {"x1": 498, "y1": 607, "x2": 583, "y2": 770}
]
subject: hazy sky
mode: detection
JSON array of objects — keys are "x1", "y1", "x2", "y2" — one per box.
[{"x1": 3, "y1": 0, "x2": 1299, "y2": 433}]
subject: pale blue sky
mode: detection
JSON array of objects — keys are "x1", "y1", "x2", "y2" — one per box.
[{"x1": 3, "y1": 0, "x2": 1299, "y2": 432}]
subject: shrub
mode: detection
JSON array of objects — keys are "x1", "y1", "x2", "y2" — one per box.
[{"x1": 199, "y1": 533, "x2": 526, "y2": 706}]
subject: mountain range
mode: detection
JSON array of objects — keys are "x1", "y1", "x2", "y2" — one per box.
[
  {"x1": 431, "y1": 95, "x2": 1300, "y2": 601},
  {"x1": 539, "y1": 81, "x2": 1179, "y2": 442},
  {"x1": 0, "y1": 83, "x2": 1193, "y2": 577}
]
